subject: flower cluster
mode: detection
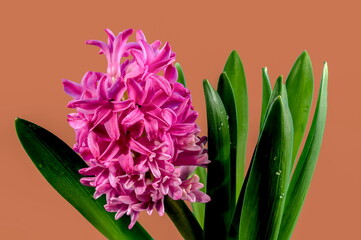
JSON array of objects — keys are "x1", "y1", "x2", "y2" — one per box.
[{"x1": 63, "y1": 29, "x2": 210, "y2": 228}]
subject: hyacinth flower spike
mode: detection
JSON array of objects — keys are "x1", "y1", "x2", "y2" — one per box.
[{"x1": 62, "y1": 28, "x2": 210, "y2": 229}]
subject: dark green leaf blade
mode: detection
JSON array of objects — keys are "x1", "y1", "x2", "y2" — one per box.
[
  {"x1": 286, "y1": 51, "x2": 314, "y2": 164},
  {"x1": 217, "y1": 72, "x2": 237, "y2": 212},
  {"x1": 260, "y1": 67, "x2": 272, "y2": 128},
  {"x1": 223, "y1": 50, "x2": 248, "y2": 201},
  {"x1": 175, "y1": 63, "x2": 186, "y2": 87},
  {"x1": 191, "y1": 166, "x2": 207, "y2": 228},
  {"x1": 165, "y1": 197, "x2": 203, "y2": 240},
  {"x1": 203, "y1": 80, "x2": 232, "y2": 239},
  {"x1": 15, "y1": 118, "x2": 152, "y2": 240},
  {"x1": 239, "y1": 96, "x2": 293, "y2": 240},
  {"x1": 278, "y1": 63, "x2": 328, "y2": 240},
  {"x1": 229, "y1": 78, "x2": 288, "y2": 239}
]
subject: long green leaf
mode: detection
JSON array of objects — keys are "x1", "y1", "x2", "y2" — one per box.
[
  {"x1": 223, "y1": 50, "x2": 248, "y2": 202},
  {"x1": 164, "y1": 197, "x2": 203, "y2": 240},
  {"x1": 191, "y1": 166, "x2": 207, "y2": 228},
  {"x1": 286, "y1": 51, "x2": 314, "y2": 164},
  {"x1": 175, "y1": 63, "x2": 186, "y2": 87},
  {"x1": 239, "y1": 96, "x2": 293, "y2": 240},
  {"x1": 260, "y1": 67, "x2": 272, "y2": 128},
  {"x1": 229, "y1": 77, "x2": 289, "y2": 239},
  {"x1": 203, "y1": 80, "x2": 232, "y2": 239},
  {"x1": 217, "y1": 72, "x2": 237, "y2": 213},
  {"x1": 278, "y1": 63, "x2": 328, "y2": 240},
  {"x1": 15, "y1": 118, "x2": 152, "y2": 240}
]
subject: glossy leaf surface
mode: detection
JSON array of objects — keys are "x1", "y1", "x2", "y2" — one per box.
[
  {"x1": 239, "y1": 97, "x2": 293, "y2": 240},
  {"x1": 223, "y1": 50, "x2": 248, "y2": 201},
  {"x1": 15, "y1": 118, "x2": 151, "y2": 240},
  {"x1": 217, "y1": 72, "x2": 237, "y2": 212},
  {"x1": 286, "y1": 51, "x2": 314, "y2": 164},
  {"x1": 203, "y1": 80, "x2": 232, "y2": 239}
]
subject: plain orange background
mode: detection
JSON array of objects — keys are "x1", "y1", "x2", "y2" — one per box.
[{"x1": 1, "y1": 0, "x2": 360, "y2": 239}]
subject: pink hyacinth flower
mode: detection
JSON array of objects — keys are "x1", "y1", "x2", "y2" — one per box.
[{"x1": 63, "y1": 28, "x2": 210, "y2": 229}]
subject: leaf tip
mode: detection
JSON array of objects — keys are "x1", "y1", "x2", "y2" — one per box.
[
  {"x1": 15, "y1": 117, "x2": 25, "y2": 130},
  {"x1": 323, "y1": 61, "x2": 328, "y2": 70},
  {"x1": 299, "y1": 50, "x2": 311, "y2": 62},
  {"x1": 203, "y1": 79, "x2": 212, "y2": 91},
  {"x1": 220, "y1": 71, "x2": 229, "y2": 79},
  {"x1": 230, "y1": 49, "x2": 239, "y2": 56},
  {"x1": 302, "y1": 49, "x2": 309, "y2": 55}
]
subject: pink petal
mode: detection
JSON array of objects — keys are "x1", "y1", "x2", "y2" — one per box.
[
  {"x1": 164, "y1": 65, "x2": 177, "y2": 82},
  {"x1": 67, "y1": 98, "x2": 102, "y2": 110},
  {"x1": 62, "y1": 79, "x2": 83, "y2": 99},
  {"x1": 129, "y1": 138, "x2": 152, "y2": 155},
  {"x1": 112, "y1": 100, "x2": 134, "y2": 112},
  {"x1": 99, "y1": 141, "x2": 120, "y2": 162},
  {"x1": 104, "y1": 113, "x2": 120, "y2": 140},
  {"x1": 96, "y1": 76, "x2": 108, "y2": 100},
  {"x1": 119, "y1": 195, "x2": 137, "y2": 204},
  {"x1": 87, "y1": 132, "x2": 100, "y2": 158},
  {"x1": 128, "y1": 211, "x2": 140, "y2": 229},
  {"x1": 115, "y1": 206, "x2": 129, "y2": 219},
  {"x1": 121, "y1": 107, "x2": 144, "y2": 127},
  {"x1": 119, "y1": 152, "x2": 134, "y2": 174},
  {"x1": 155, "y1": 198, "x2": 165, "y2": 216},
  {"x1": 148, "y1": 160, "x2": 161, "y2": 178},
  {"x1": 85, "y1": 40, "x2": 110, "y2": 57},
  {"x1": 108, "y1": 77, "x2": 126, "y2": 100},
  {"x1": 127, "y1": 78, "x2": 144, "y2": 104},
  {"x1": 67, "y1": 113, "x2": 87, "y2": 129}
]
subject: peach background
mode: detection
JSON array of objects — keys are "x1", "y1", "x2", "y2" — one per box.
[{"x1": 1, "y1": 0, "x2": 360, "y2": 239}]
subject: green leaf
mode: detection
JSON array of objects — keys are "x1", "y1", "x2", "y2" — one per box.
[
  {"x1": 15, "y1": 118, "x2": 152, "y2": 240},
  {"x1": 164, "y1": 197, "x2": 203, "y2": 240},
  {"x1": 217, "y1": 72, "x2": 237, "y2": 213},
  {"x1": 260, "y1": 67, "x2": 272, "y2": 128},
  {"x1": 261, "y1": 76, "x2": 288, "y2": 130},
  {"x1": 239, "y1": 96, "x2": 293, "y2": 240},
  {"x1": 286, "y1": 51, "x2": 314, "y2": 164},
  {"x1": 278, "y1": 63, "x2": 328, "y2": 240},
  {"x1": 230, "y1": 76, "x2": 290, "y2": 240},
  {"x1": 203, "y1": 80, "x2": 232, "y2": 239},
  {"x1": 228, "y1": 158, "x2": 251, "y2": 239},
  {"x1": 191, "y1": 166, "x2": 207, "y2": 228},
  {"x1": 175, "y1": 63, "x2": 186, "y2": 87},
  {"x1": 223, "y1": 50, "x2": 248, "y2": 201}
]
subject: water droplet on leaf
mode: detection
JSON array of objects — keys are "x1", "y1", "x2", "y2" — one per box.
[{"x1": 279, "y1": 193, "x2": 285, "y2": 199}]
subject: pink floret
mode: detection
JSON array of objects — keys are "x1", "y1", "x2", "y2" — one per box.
[{"x1": 63, "y1": 29, "x2": 210, "y2": 229}]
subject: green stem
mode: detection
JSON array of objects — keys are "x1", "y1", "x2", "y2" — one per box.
[{"x1": 164, "y1": 197, "x2": 203, "y2": 240}]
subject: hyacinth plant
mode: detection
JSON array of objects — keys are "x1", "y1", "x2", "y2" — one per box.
[{"x1": 16, "y1": 29, "x2": 328, "y2": 240}]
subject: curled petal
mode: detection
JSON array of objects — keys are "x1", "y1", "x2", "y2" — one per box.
[{"x1": 62, "y1": 79, "x2": 83, "y2": 99}]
